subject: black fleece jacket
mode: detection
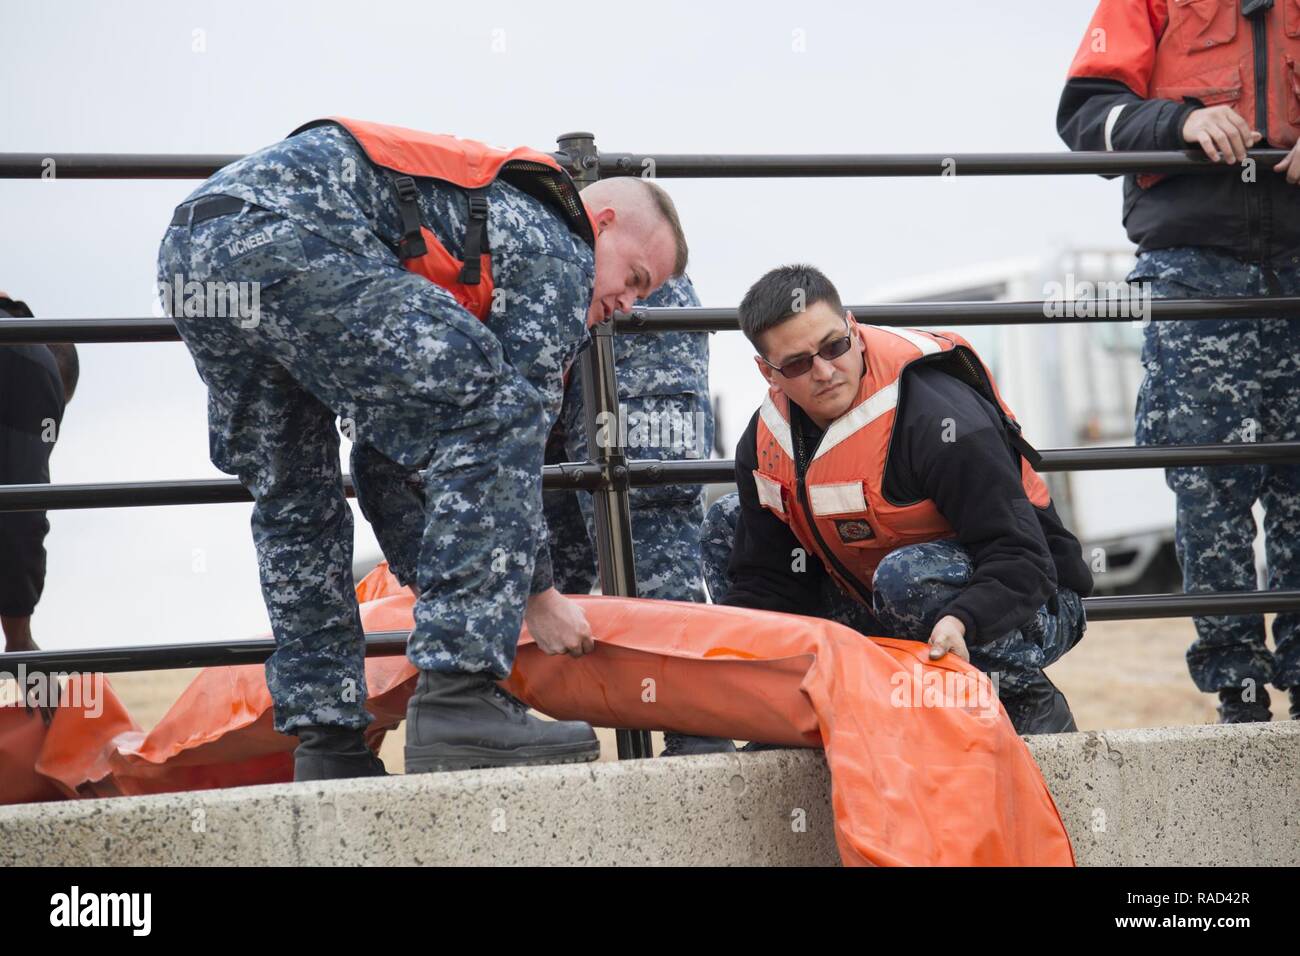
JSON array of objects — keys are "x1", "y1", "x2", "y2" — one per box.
[{"x1": 720, "y1": 363, "x2": 1094, "y2": 644}]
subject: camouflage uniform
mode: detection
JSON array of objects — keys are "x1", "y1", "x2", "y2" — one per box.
[
  {"x1": 543, "y1": 274, "x2": 712, "y2": 603},
  {"x1": 701, "y1": 492, "x2": 1087, "y2": 699},
  {"x1": 1129, "y1": 246, "x2": 1300, "y2": 693},
  {"x1": 157, "y1": 124, "x2": 594, "y2": 734}
]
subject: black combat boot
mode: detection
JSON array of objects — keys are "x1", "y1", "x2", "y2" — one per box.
[
  {"x1": 1001, "y1": 671, "x2": 1078, "y2": 735},
  {"x1": 1216, "y1": 687, "x2": 1272, "y2": 724},
  {"x1": 659, "y1": 732, "x2": 737, "y2": 757},
  {"x1": 293, "y1": 725, "x2": 388, "y2": 782},
  {"x1": 1290, "y1": 688, "x2": 1300, "y2": 721},
  {"x1": 404, "y1": 670, "x2": 600, "y2": 773}
]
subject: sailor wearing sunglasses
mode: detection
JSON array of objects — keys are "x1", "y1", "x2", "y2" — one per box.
[{"x1": 701, "y1": 265, "x2": 1095, "y2": 735}]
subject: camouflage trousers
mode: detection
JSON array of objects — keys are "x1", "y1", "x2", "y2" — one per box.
[
  {"x1": 1130, "y1": 246, "x2": 1300, "y2": 691},
  {"x1": 543, "y1": 366, "x2": 712, "y2": 602},
  {"x1": 701, "y1": 492, "x2": 1086, "y2": 699},
  {"x1": 159, "y1": 201, "x2": 550, "y2": 733}
]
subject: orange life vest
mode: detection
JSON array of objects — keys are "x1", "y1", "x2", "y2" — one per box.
[
  {"x1": 752, "y1": 324, "x2": 1052, "y2": 605},
  {"x1": 1068, "y1": 0, "x2": 1300, "y2": 187},
  {"x1": 290, "y1": 117, "x2": 598, "y2": 322}
]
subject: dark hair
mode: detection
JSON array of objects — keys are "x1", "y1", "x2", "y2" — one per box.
[{"x1": 738, "y1": 264, "x2": 844, "y2": 352}]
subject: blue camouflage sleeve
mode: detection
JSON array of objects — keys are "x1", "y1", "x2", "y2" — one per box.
[{"x1": 485, "y1": 245, "x2": 595, "y2": 595}]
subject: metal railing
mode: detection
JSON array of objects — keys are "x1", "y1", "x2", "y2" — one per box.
[
  {"x1": 4, "y1": 140, "x2": 1298, "y2": 759},
  {"x1": 1, "y1": 148, "x2": 1291, "y2": 180}
]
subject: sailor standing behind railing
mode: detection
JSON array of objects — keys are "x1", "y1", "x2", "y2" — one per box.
[{"x1": 1059, "y1": 0, "x2": 1300, "y2": 722}]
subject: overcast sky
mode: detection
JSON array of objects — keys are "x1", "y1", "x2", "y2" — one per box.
[{"x1": 0, "y1": 0, "x2": 1127, "y2": 651}]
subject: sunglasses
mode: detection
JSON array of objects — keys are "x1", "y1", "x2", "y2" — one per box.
[{"x1": 762, "y1": 317, "x2": 854, "y2": 378}]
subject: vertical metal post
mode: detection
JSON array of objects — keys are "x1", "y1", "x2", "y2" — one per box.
[{"x1": 556, "y1": 131, "x2": 654, "y2": 760}]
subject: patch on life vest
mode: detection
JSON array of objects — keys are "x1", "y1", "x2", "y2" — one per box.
[{"x1": 834, "y1": 518, "x2": 875, "y2": 543}]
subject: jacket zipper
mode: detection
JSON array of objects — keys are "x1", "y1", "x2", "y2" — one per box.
[{"x1": 793, "y1": 410, "x2": 876, "y2": 605}]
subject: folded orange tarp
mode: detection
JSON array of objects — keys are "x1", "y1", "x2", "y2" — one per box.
[
  {"x1": 9, "y1": 563, "x2": 1074, "y2": 866},
  {"x1": 0, "y1": 673, "x2": 138, "y2": 804}
]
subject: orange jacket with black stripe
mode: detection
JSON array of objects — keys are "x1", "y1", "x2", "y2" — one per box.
[{"x1": 1057, "y1": 0, "x2": 1300, "y2": 262}]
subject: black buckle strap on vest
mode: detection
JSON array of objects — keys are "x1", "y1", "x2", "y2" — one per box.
[
  {"x1": 458, "y1": 189, "x2": 491, "y2": 285},
  {"x1": 1001, "y1": 412, "x2": 1045, "y2": 470},
  {"x1": 390, "y1": 174, "x2": 427, "y2": 260}
]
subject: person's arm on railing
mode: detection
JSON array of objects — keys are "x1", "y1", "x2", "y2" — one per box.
[{"x1": 1056, "y1": 0, "x2": 1252, "y2": 166}]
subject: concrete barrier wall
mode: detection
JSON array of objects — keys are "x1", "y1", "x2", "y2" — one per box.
[{"x1": 0, "y1": 722, "x2": 1295, "y2": 866}]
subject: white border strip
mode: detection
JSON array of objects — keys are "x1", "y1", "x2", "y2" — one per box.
[
  {"x1": 1104, "y1": 103, "x2": 1126, "y2": 151},
  {"x1": 753, "y1": 472, "x2": 786, "y2": 513},
  {"x1": 759, "y1": 394, "x2": 794, "y2": 459},
  {"x1": 809, "y1": 481, "x2": 868, "y2": 516}
]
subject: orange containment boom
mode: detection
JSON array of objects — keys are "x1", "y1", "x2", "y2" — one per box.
[{"x1": 1, "y1": 564, "x2": 1074, "y2": 866}]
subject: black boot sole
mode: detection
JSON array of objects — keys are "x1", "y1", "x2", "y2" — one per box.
[{"x1": 404, "y1": 738, "x2": 601, "y2": 774}]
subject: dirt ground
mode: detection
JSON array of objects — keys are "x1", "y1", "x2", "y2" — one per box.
[{"x1": 107, "y1": 614, "x2": 1293, "y2": 774}]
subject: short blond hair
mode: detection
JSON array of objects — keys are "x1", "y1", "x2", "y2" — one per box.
[
  {"x1": 638, "y1": 179, "x2": 689, "y2": 276},
  {"x1": 581, "y1": 177, "x2": 690, "y2": 276}
]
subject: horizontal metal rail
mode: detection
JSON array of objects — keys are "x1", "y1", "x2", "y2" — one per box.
[
  {"x1": 594, "y1": 150, "x2": 1292, "y2": 179},
  {"x1": 0, "y1": 149, "x2": 1289, "y2": 180},
  {"x1": 617, "y1": 440, "x2": 1300, "y2": 478},
  {"x1": 616, "y1": 296, "x2": 1300, "y2": 334},
  {"x1": 3, "y1": 443, "x2": 1298, "y2": 512},
  {"x1": 0, "y1": 153, "x2": 241, "y2": 179},
  {"x1": 1084, "y1": 590, "x2": 1300, "y2": 621},
  {"x1": 0, "y1": 466, "x2": 599, "y2": 511},
  {"x1": 5, "y1": 587, "x2": 1299, "y2": 674},
  {"x1": 6, "y1": 294, "x2": 1299, "y2": 345},
  {"x1": 0, "y1": 317, "x2": 181, "y2": 344},
  {"x1": 0, "y1": 632, "x2": 411, "y2": 674}
]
